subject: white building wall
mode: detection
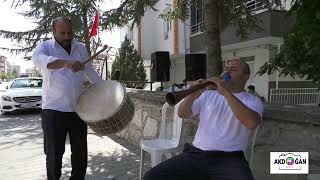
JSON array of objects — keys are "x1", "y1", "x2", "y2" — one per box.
[
  {"x1": 120, "y1": 0, "x2": 189, "y2": 87},
  {"x1": 170, "y1": 55, "x2": 185, "y2": 83},
  {"x1": 140, "y1": 6, "x2": 160, "y2": 59}
]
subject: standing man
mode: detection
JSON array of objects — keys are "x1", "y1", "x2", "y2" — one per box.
[
  {"x1": 143, "y1": 59, "x2": 264, "y2": 180},
  {"x1": 32, "y1": 17, "x2": 102, "y2": 180}
]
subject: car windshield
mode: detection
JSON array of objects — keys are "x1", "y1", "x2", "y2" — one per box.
[{"x1": 10, "y1": 79, "x2": 42, "y2": 88}]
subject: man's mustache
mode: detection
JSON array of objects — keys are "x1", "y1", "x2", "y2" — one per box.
[{"x1": 63, "y1": 40, "x2": 72, "y2": 44}]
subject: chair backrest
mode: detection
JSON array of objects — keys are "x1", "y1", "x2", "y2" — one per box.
[
  {"x1": 158, "y1": 101, "x2": 184, "y2": 142},
  {"x1": 172, "y1": 100, "x2": 183, "y2": 142},
  {"x1": 249, "y1": 124, "x2": 261, "y2": 167},
  {"x1": 158, "y1": 102, "x2": 169, "y2": 139}
]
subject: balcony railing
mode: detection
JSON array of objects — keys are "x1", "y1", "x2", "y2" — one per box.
[
  {"x1": 246, "y1": 0, "x2": 267, "y2": 14},
  {"x1": 191, "y1": 22, "x2": 204, "y2": 36},
  {"x1": 190, "y1": 1, "x2": 268, "y2": 36},
  {"x1": 269, "y1": 88, "x2": 320, "y2": 105}
]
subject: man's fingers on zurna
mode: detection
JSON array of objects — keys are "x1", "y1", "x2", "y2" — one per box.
[{"x1": 190, "y1": 79, "x2": 204, "y2": 87}]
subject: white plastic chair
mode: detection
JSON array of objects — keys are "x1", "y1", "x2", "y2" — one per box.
[
  {"x1": 139, "y1": 101, "x2": 184, "y2": 180},
  {"x1": 249, "y1": 124, "x2": 261, "y2": 168}
]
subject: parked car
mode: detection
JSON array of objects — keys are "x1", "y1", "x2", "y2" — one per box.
[{"x1": 0, "y1": 77, "x2": 42, "y2": 114}]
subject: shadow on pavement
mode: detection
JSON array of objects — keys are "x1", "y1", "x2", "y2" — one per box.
[
  {"x1": 0, "y1": 110, "x2": 43, "y2": 150},
  {"x1": 61, "y1": 135, "x2": 151, "y2": 180}
]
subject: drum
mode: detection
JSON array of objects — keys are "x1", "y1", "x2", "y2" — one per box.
[{"x1": 76, "y1": 80, "x2": 135, "y2": 135}]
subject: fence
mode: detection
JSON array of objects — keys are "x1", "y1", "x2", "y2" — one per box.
[{"x1": 269, "y1": 88, "x2": 320, "y2": 105}]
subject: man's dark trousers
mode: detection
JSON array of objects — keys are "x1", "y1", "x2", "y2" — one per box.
[
  {"x1": 41, "y1": 109, "x2": 88, "y2": 180},
  {"x1": 143, "y1": 143, "x2": 254, "y2": 180}
]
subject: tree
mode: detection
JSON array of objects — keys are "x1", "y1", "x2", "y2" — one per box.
[
  {"x1": 0, "y1": 0, "x2": 101, "y2": 57},
  {"x1": 0, "y1": 71, "x2": 17, "y2": 81},
  {"x1": 258, "y1": 0, "x2": 320, "y2": 89},
  {"x1": 112, "y1": 36, "x2": 147, "y2": 88},
  {"x1": 102, "y1": 0, "x2": 282, "y2": 77}
]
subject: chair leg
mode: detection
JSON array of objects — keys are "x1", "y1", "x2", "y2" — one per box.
[
  {"x1": 139, "y1": 148, "x2": 145, "y2": 180},
  {"x1": 150, "y1": 152, "x2": 162, "y2": 167}
]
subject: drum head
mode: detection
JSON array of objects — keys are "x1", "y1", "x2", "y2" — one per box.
[{"x1": 77, "y1": 80, "x2": 125, "y2": 123}]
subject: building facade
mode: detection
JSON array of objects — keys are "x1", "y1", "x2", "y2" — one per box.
[
  {"x1": 7, "y1": 65, "x2": 21, "y2": 77},
  {"x1": 0, "y1": 55, "x2": 9, "y2": 73},
  {"x1": 121, "y1": 0, "x2": 315, "y2": 102}
]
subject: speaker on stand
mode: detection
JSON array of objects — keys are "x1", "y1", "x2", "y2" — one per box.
[
  {"x1": 150, "y1": 51, "x2": 171, "y2": 90},
  {"x1": 185, "y1": 54, "x2": 206, "y2": 81}
]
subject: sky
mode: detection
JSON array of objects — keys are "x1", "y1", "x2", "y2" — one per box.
[{"x1": 0, "y1": 0, "x2": 121, "y2": 73}]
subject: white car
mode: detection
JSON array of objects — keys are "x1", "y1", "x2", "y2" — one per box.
[{"x1": 0, "y1": 77, "x2": 42, "y2": 114}]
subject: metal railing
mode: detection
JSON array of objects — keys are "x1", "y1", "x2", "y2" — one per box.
[
  {"x1": 190, "y1": 1, "x2": 267, "y2": 36},
  {"x1": 120, "y1": 81, "x2": 154, "y2": 91},
  {"x1": 269, "y1": 88, "x2": 320, "y2": 105},
  {"x1": 191, "y1": 22, "x2": 205, "y2": 36},
  {"x1": 246, "y1": 0, "x2": 267, "y2": 13}
]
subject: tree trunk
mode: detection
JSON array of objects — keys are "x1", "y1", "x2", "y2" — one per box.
[
  {"x1": 82, "y1": 8, "x2": 91, "y2": 56},
  {"x1": 204, "y1": 0, "x2": 223, "y2": 77}
]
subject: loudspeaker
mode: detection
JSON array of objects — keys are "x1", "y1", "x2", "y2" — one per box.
[
  {"x1": 185, "y1": 54, "x2": 206, "y2": 81},
  {"x1": 151, "y1": 51, "x2": 171, "y2": 82}
]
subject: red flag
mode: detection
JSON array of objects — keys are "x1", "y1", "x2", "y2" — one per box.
[{"x1": 89, "y1": 10, "x2": 99, "y2": 38}]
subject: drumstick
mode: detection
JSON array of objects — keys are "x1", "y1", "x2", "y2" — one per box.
[{"x1": 82, "y1": 45, "x2": 109, "y2": 64}]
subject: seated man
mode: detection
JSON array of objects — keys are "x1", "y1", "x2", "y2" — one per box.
[
  {"x1": 143, "y1": 59, "x2": 264, "y2": 180},
  {"x1": 171, "y1": 79, "x2": 190, "y2": 92},
  {"x1": 248, "y1": 84, "x2": 265, "y2": 102}
]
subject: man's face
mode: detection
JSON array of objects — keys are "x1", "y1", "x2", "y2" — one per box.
[
  {"x1": 223, "y1": 59, "x2": 250, "y2": 82},
  {"x1": 52, "y1": 21, "x2": 73, "y2": 48}
]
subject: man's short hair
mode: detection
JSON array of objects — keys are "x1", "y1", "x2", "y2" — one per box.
[{"x1": 51, "y1": 17, "x2": 72, "y2": 29}]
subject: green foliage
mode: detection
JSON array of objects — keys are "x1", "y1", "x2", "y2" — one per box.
[
  {"x1": 100, "y1": 0, "x2": 158, "y2": 30},
  {"x1": 258, "y1": 0, "x2": 320, "y2": 88},
  {"x1": 112, "y1": 36, "x2": 146, "y2": 88},
  {"x1": 0, "y1": 71, "x2": 18, "y2": 81},
  {"x1": 0, "y1": 0, "x2": 100, "y2": 57}
]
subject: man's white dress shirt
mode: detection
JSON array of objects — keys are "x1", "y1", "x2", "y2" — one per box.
[{"x1": 32, "y1": 38, "x2": 102, "y2": 112}]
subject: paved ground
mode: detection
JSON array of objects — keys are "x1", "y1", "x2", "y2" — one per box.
[{"x1": 0, "y1": 110, "x2": 150, "y2": 180}]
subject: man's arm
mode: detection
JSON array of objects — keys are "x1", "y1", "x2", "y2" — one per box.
[
  {"x1": 32, "y1": 42, "x2": 84, "y2": 72},
  {"x1": 209, "y1": 77, "x2": 261, "y2": 129},
  {"x1": 178, "y1": 79, "x2": 204, "y2": 118},
  {"x1": 47, "y1": 60, "x2": 84, "y2": 72},
  {"x1": 224, "y1": 91, "x2": 261, "y2": 129},
  {"x1": 32, "y1": 42, "x2": 59, "y2": 71},
  {"x1": 47, "y1": 60, "x2": 66, "y2": 69}
]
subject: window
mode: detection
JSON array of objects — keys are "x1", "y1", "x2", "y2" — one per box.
[
  {"x1": 190, "y1": 0, "x2": 267, "y2": 36},
  {"x1": 190, "y1": 0, "x2": 204, "y2": 35},
  {"x1": 163, "y1": 7, "x2": 172, "y2": 40},
  {"x1": 129, "y1": 29, "x2": 134, "y2": 41},
  {"x1": 163, "y1": 20, "x2": 172, "y2": 40},
  {"x1": 10, "y1": 79, "x2": 43, "y2": 88}
]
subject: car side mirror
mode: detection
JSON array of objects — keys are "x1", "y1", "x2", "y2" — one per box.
[{"x1": 5, "y1": 86, "x2": 8, "y2": 89}]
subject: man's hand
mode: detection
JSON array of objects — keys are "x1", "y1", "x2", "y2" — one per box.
[
  {"x1": 207, "y1": 77, "x2": 230, "y2": 96},
  {"x1": 64, "y1": 61, "x2": 84, "y2": 72},
  {"x1": 188, "y1": 79, "x2": 205, "y2": 100}
]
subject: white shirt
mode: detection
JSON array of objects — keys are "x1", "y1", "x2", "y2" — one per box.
[
  {"x1": 32, "y1": 38, "x2": 102, "y2": 112},
  {"x1": 191, "y1": 90, "x2": 264, "y2": 152}
]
